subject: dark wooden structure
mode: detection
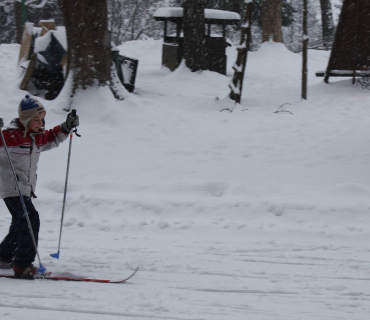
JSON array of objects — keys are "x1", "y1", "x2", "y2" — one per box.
[
  {"x1": 154, "y1": 8, "x2": 240, "y2": 75},
  {"x1": 112, "y1": 50, "x2": 139, "y2": 93},
  {"x1": 316, "y1": 0, "x2": 370, "y2": 83},
  {"x1": 19, "y1": 21, "x2": 138, "y2": 100}
]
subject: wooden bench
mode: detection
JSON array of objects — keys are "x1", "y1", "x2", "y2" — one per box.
[{"x1": 316, "y1": 70, "x2": 370, "y2": 77}]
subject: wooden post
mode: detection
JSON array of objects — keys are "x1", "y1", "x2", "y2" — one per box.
[
  {"x1": 176, "y1": 22, "x2": 181, "y2": 40},
  {"x1": 164, "y1": 20, "x2": 168, "y2": 38},
  {"x1": 18, "y1": 22, "x2": 33, "y2": 65},
  {"x1": 352, "y1": 1, "x2": 360, "y2": 85},
  {"x1": 229, "y1": 2, "x2": 253, "y2": 104},
  {"x1": 302, "y1": 0, "x2": 308, "y2": 100}
]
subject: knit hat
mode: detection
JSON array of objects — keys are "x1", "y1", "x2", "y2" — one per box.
[{"x1": 18, "y1": 95, "x2": 46, "y2": 135}]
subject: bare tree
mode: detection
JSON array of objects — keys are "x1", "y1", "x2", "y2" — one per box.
[
  {"x1": 261, "y1": 0, "x2": 283, "y2": 43},
  {"x1": 108, "y1": 0, "x2": 166, "y2": 45},
  {"x1": 319, "y1": 0, "x2": 334, "y2": 49},
  {"x1": 134, "y1": 0, "x2": 160, "y2": 40},
  {"x1": 13, "y1": 0, "x2": 23, "y2": 43},
  {"x1": 108, "y1": 0, "x2": 126, "y2": 45},
  {"x1": 0, "y1": 0, "x2": 49, "y2": 42}
]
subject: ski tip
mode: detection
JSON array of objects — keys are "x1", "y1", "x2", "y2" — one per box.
[
  {"x1": 37, "y1": 264, "x2": 47, "y2": 274},
  {"x1": 50, "y1": 252, "x2": 59, "y2": 259}
]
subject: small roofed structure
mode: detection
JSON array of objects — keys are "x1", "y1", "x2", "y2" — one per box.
[
  {"x1": 154, "y1": 7, "x2": 240, "y2": 75},
  {"x1": 316, "y1": 0, "x2": 370, "y2": 84}
]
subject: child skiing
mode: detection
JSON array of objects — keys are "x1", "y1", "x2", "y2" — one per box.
[{"x1": 0, "y1": 95, "x2": 79, "y2": 278}]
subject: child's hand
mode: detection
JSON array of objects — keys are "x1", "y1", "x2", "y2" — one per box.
[
  {"x1": 0, "y1": 118, "x2": 3, "y2": 129},
  {"x1": 61, "y1": 113, "x2": 79, "y2": 132}
]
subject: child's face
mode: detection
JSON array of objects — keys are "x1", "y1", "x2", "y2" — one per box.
[{"x1": 28, "y1": 112, "x2": 45, "y2": 132}]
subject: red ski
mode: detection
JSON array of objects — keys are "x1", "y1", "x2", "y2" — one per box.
[{"x1": 0, "y1": 267, "x2": 139, "y2": 283}]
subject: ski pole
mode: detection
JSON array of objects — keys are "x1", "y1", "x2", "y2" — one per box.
[
  {"x1": 51, "y1": 109, "x2": 80, "y2": 260},
  {"x1": 0, "y1": 128, "x2": 46, "y2": 273}
]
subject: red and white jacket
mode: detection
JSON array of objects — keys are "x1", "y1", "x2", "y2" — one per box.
[{"x1": 0, "y1": 118, "x2": 69, "y2": 199}]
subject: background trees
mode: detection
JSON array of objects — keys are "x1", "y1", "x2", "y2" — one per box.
[
  {"x1": 0, "y1": 0, "x2": 343, "y2": 51},
  {"x1": 319, "y1": 0, "x2": 334, "y2": 49},
  {"x1": 107, "y1": 0, "x2": 163, "y2": 46},
  {"x1": 0, "y1": 0, "x2": 62, "y2": 43}
]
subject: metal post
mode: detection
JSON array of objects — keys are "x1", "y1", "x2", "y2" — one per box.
[
  {"x1": 50, "y1": 132, "x2": 74, "y2": 260},
  {"x1": 21, "y1": 0, "x2": 27, "y2": 25}
]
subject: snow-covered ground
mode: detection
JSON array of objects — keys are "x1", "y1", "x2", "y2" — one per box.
[{"x1": 1, "y1": 39, "x2": 370, "y2": 320}]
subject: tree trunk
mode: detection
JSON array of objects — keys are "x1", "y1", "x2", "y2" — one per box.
[
  {"x1": 14, "y1": 1, "x2": 23, "y2": 44},
  {"x1": 261, "y1": 0, "x2": 283, "y2": 43},
  {"x1": 319, "y1": 0, "x2": 334, "y2": 50},
  {"x1": 57, "y1": 0, "x2": 112, "y2": 97},
  {"x1": 183, "y1": 0, "x2": 207, "y2": 72}
]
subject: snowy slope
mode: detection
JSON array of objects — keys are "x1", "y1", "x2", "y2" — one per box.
[{"x1": 0, "y1": 39, "x2": 370, "y2": 320}]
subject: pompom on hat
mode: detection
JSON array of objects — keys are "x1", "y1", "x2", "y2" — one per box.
[{"x1": 18, "y1": 95, "x2": 46, "y2": 136}]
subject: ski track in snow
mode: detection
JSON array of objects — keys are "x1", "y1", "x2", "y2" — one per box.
[{"x1": 1, "y1": 40, "x2": 370, "y2": 319}]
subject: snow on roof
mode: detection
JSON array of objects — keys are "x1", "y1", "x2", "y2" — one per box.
[
  {"x1": 154, "y1": 7, "x2": 183, "y2": 18},
  {"x1": 39, "y1": 19, "x2": 55, "y2": 23},
  {"x1": 205, "y1": 9, "x2": 240, "y2": 20},
  {"x1": 154, "y1": 7, "x2": 240, "y2": 21}
]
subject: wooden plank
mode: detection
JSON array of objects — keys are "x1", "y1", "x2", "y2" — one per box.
[
  {"x1": 39, "y1": 20, "x2": 56, "y2": 31},
  {"x1": 20, "y1": 54, "x2": 37, "y2": 90},
  {"x1": 39, "y1": 26, "x2": 50, "y2": 37},
  {"x1": 316, "y1": 70, "x2": 370, "y2": 77},
  {"x1": 18, "y1": 22, "x2": 34, "y2": 65}
]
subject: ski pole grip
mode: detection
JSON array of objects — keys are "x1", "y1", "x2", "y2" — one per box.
[
  {"x1": 68, "y1": 109, "x2": 81, "y2": 137},
  {"x1": 68, "y1": 109, "x2": 77, "y2": 118}
]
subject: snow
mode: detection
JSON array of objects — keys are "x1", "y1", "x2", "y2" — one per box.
[
  {"x1": 39, "y1": 19, "x2": 55, "y2": 23},
  {"x1": 205, "y1": 9, "x2": 241, "y2": 21},
  {"x1": 34, "y1": 26, "x2": 67, "y2": 54},
  {"x1": 26, "y1": 0, "x2": 48, "y2": 9},
  {"x1": 154, "y1": 7, "x2": 240, "y2": 21},
  {"x1": 1, "y1": 38, "x2": 370, "y2": 320},
  {"x1": 24, "y1": 22, "x2": 34, "y2": 37},
  {"x1": 53, "y1": 27, "x2": 67, "y2": 51},
  {"x1": 34, "y1": 31, "x2": 52, "y2": 53},
  {"x1": 154, "y1": 7, "x2": 183, "y2": 18}
]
